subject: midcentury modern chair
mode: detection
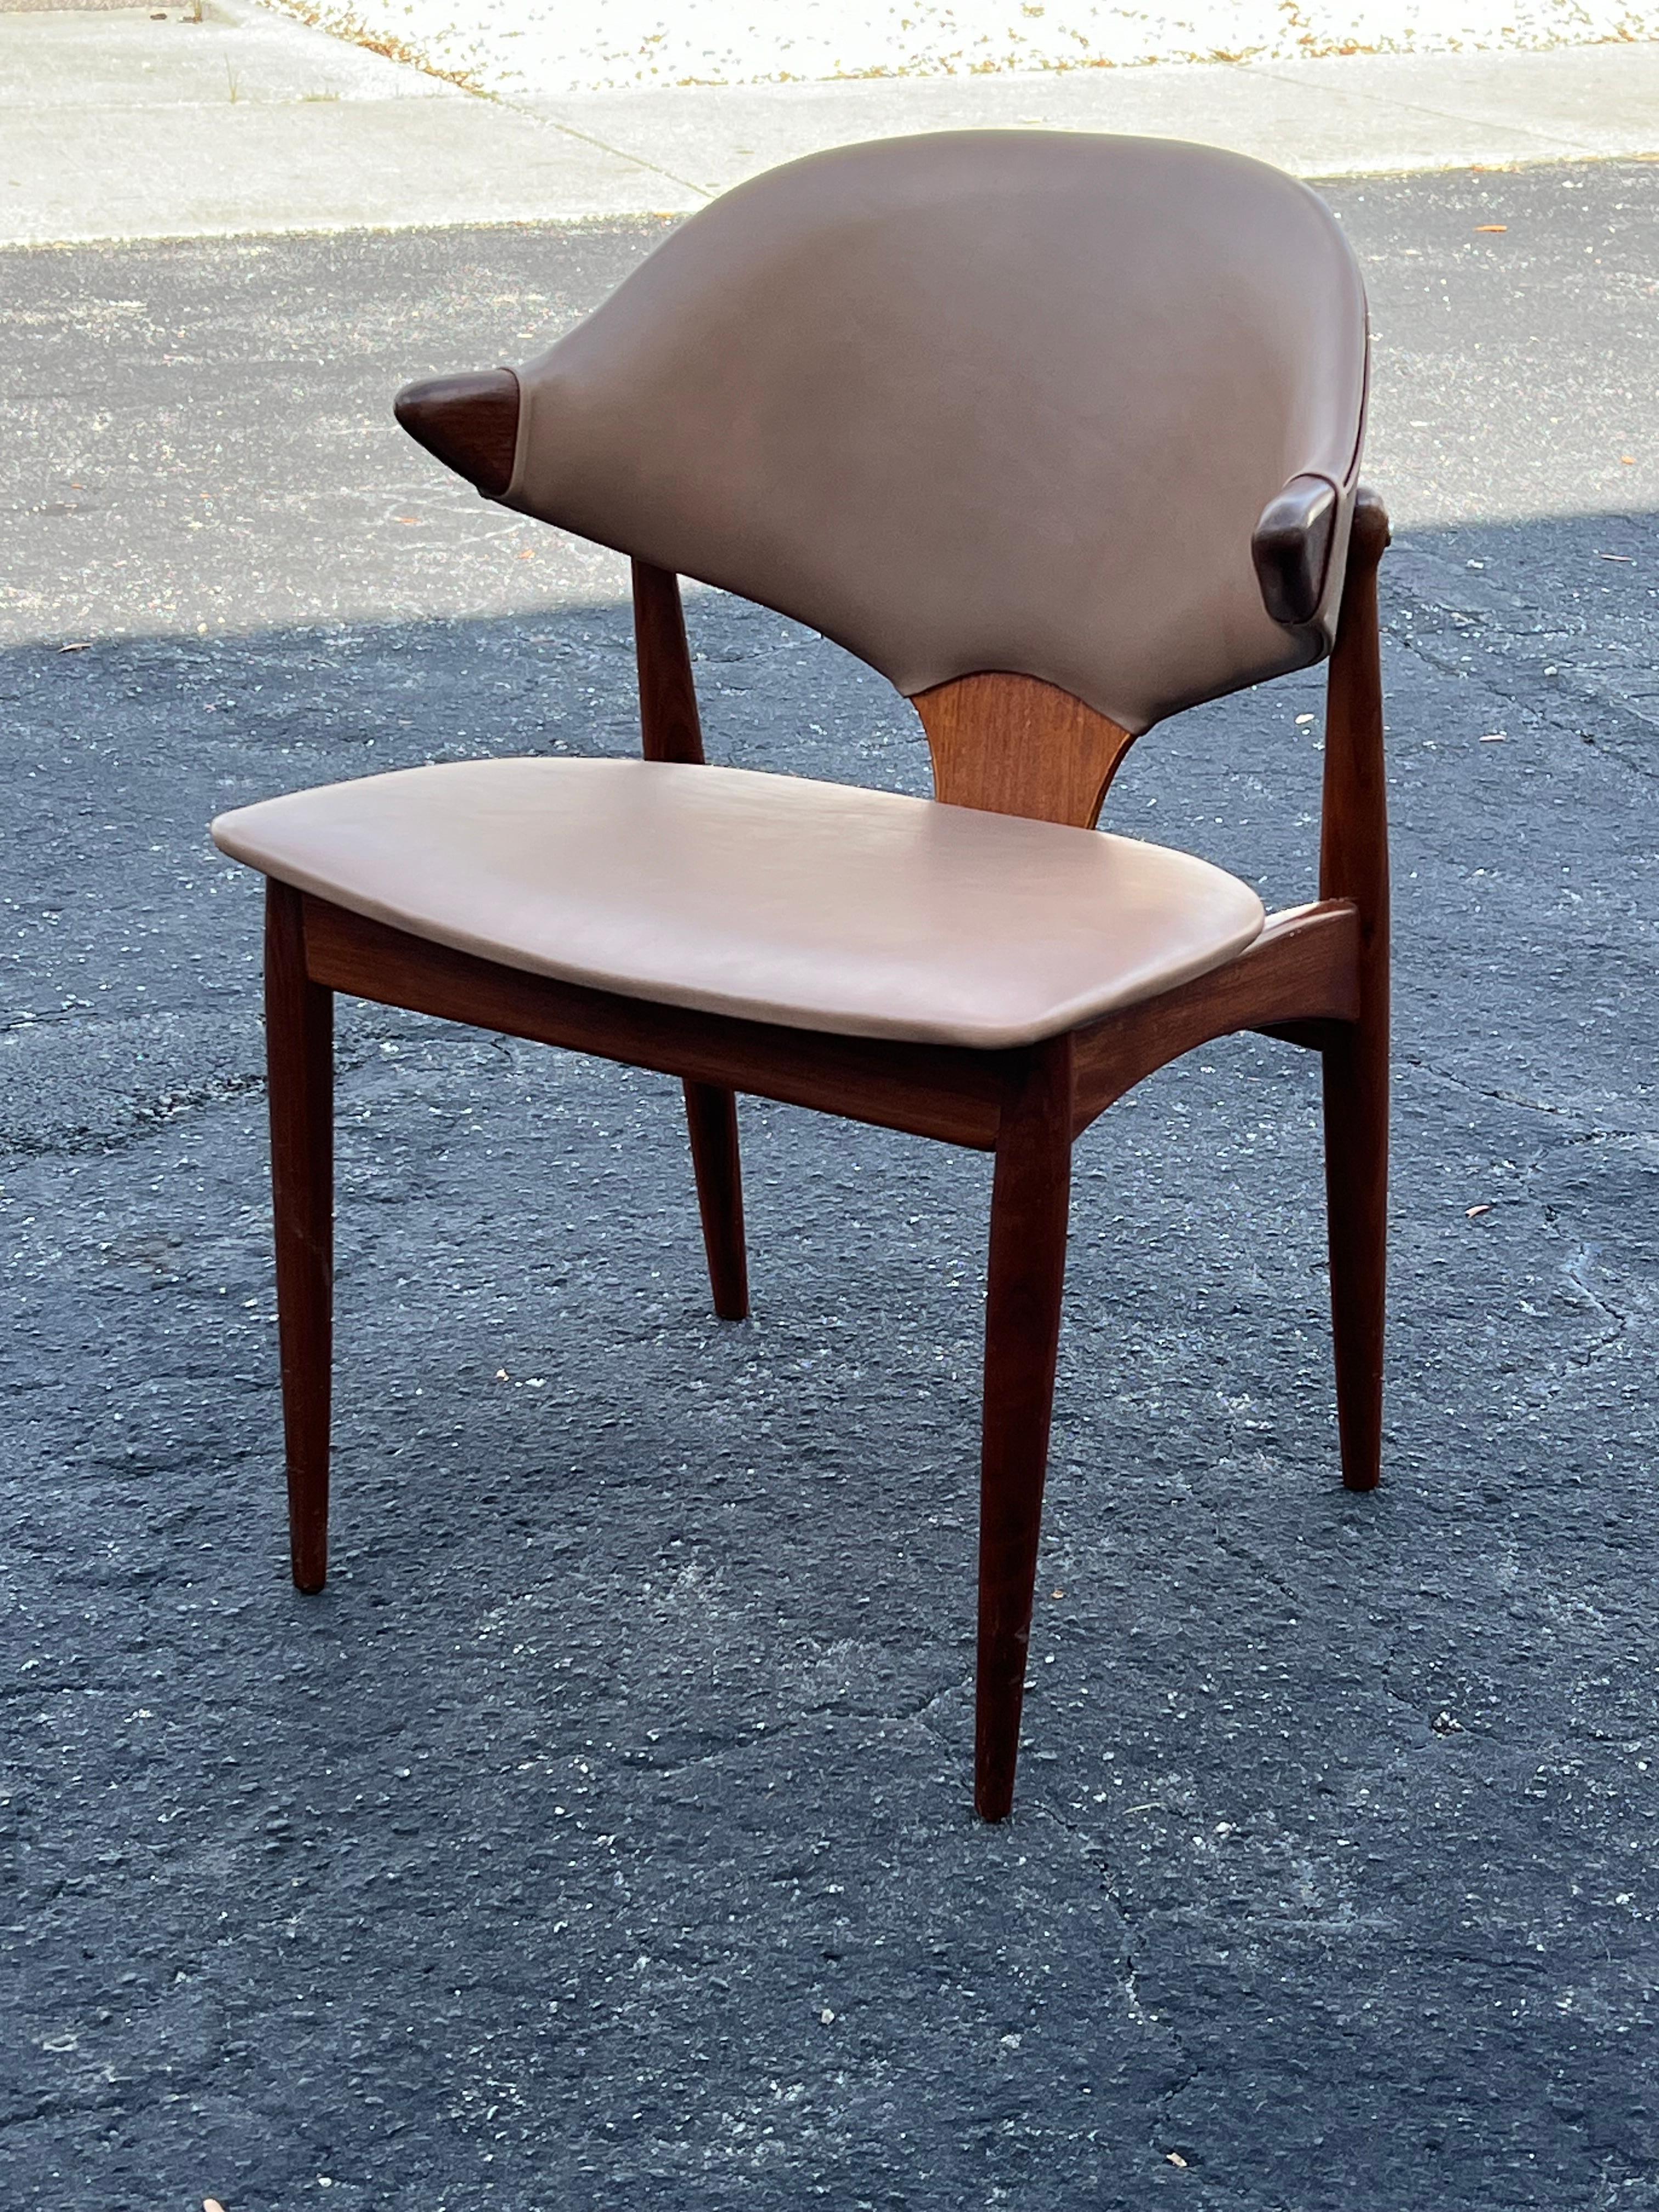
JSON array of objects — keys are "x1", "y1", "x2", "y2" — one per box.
[{"x1": 212, "y1": 132, "x2": 1387, "y2": 1821}]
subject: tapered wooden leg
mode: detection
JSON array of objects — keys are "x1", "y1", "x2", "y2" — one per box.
[
  {"x1": 975, "y1": 1036, "x2": 1074, "y2": 1821},
  {"x1": 682, "y1": 1080, "x2": 748, "y2": 1320},
  {"x1": 629, "y1": 566, "x2": 748, "y2": 1323},
  {"x1": 265, "y1": 882, "x2": 334, "y2": 1592},
  {"x1": 1323, "y1": 1001, "x2": 1387, "y2": 1492}
]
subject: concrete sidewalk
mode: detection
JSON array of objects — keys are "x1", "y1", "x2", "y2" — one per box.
[{"x1": 4, "y1": 0, "x2": 1659, "y2": 245}]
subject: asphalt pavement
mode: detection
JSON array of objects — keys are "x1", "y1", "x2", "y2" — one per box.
[{"x1": 2, "y1": 164, "x2": 1657, "y2": 2210}]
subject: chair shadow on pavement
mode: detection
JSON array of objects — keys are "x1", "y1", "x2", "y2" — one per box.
[{"x1": 3, "y1": 509, "x2": 1656, "y2": 2211}]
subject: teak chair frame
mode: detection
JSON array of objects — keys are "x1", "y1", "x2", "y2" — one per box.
[{"x1": 264, "y1": 492, "x2": 1389, "y2": 1822}]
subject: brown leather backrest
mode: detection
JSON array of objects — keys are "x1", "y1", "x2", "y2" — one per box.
[{"x1": 500, "y1": 131, "x2": 1369, "y2": 736}]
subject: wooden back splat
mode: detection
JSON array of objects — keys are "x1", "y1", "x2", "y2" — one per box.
[
  {"x1": 629, "y1": 570, "x2": 1131, "y2": 833},
  {"x1": 913, "y1": 671, "x2": 1138, "y2": 830}
]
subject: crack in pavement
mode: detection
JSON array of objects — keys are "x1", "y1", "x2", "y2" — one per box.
[
  {"x1": 1554, "y1": 1239, "x2": 1631, "y2": 1381},
  {"x1": 1382, "y1": 576, "x2": 1659, "y2": 786},
  {"x1": 1402, "y1": 1052, "x2": 1654, "y2": 1142}
]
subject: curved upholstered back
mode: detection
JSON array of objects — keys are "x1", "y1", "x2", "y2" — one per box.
[{"x1": 500, "y1": 132, "x2": 1369, "y2": 736}]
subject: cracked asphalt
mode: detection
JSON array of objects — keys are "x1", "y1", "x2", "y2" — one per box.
[{"x1": 2, "y1": 163, "x2": 1657, "y2": 2212}]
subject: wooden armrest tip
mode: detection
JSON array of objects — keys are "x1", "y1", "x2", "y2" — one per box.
[{"x1": 393, "y1": 368, "x2": 521, "y2": 499}]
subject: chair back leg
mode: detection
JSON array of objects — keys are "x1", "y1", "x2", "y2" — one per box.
[
  {"x1": 682, "y1": 1079, "x2": 749, "y2": 1320},
  {"x1": 975, "y1": 1035, "x2": 1074, "y2": 1819},
  {"x1": 1319, "y1": 489, "x2": 1391, "y2": 1493},
  {"x1": 265, "y1": 882, "x2": 335, "y2": 1591},
  {"x1": 628, "y1": 565, "x2": 751, "y2": 1324}
]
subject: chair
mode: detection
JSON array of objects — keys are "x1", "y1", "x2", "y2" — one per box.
[{"x1": 212, "y1": 131, "x2": 1387, "y2": 1821}]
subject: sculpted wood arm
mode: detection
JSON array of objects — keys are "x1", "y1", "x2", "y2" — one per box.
[{"x1": 393, "y1": 369, "x2": 519, "y2": 498}]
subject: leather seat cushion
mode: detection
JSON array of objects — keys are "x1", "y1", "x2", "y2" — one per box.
[{"x1": 212, "y1": 758, "x2": 1265, "y2": 1049}]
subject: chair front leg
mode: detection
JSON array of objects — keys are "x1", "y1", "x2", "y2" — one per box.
[
  {"x1": 265, "y1": 882, "x2": 335, "y2": 1592},
  {"x1": 682, "y1": 1079, "x2": 749, "y2": 1320},
  {"x1": 975, "y1": 1034, "x2": 1074, "y2": 1820},
  {"x1": 1323, "y1": 998, "x2": 1387, "y2": 1491}
]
